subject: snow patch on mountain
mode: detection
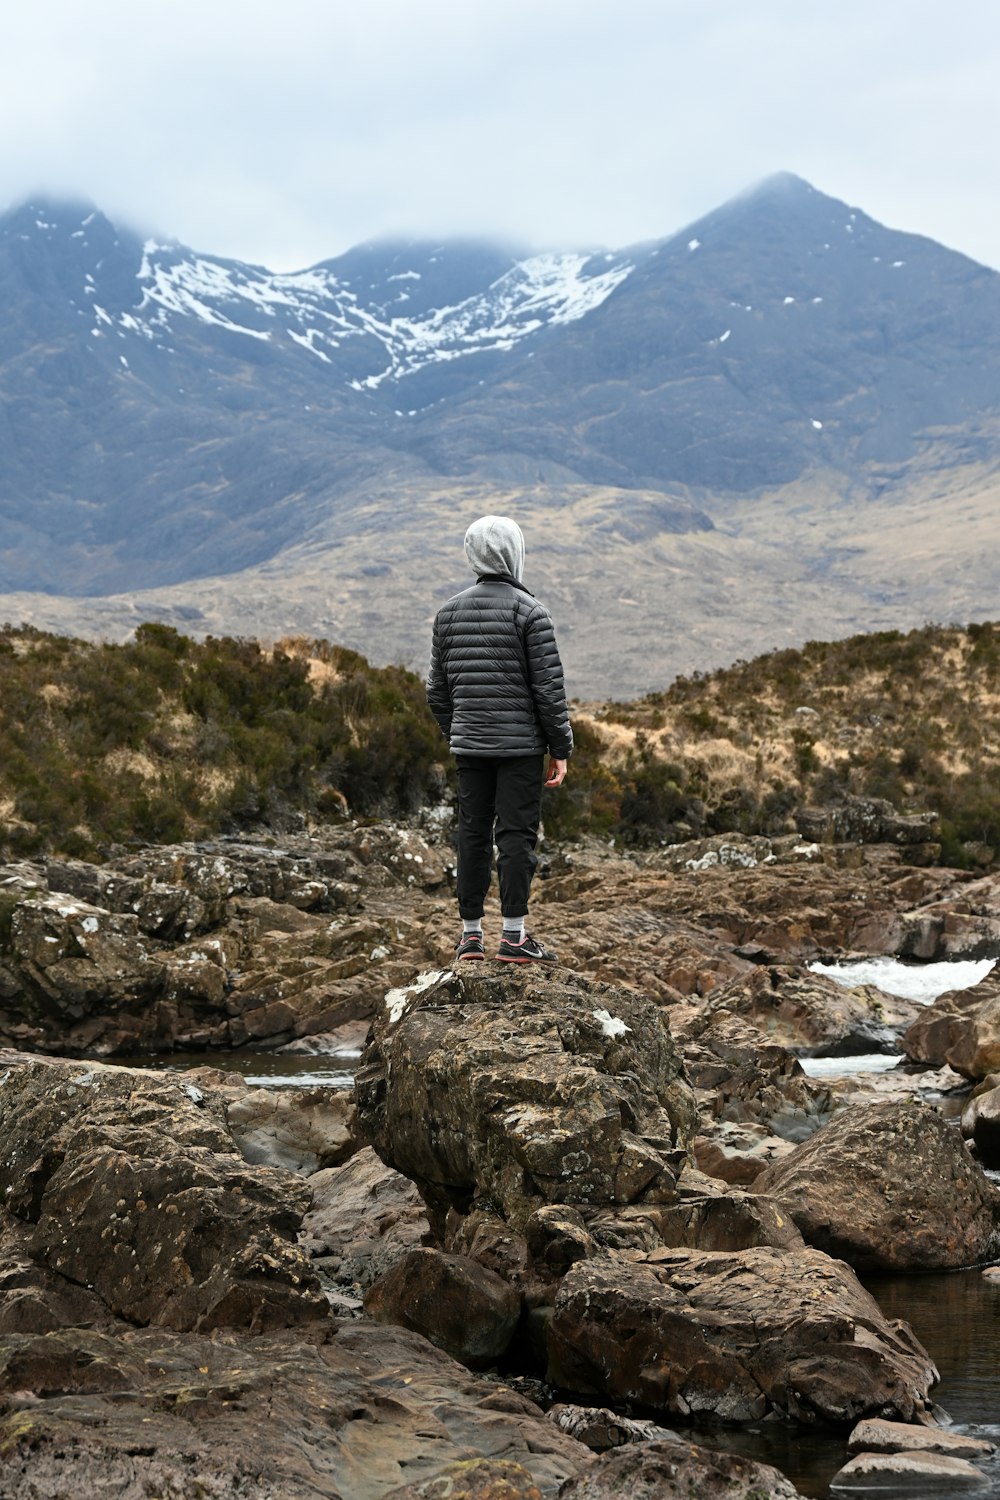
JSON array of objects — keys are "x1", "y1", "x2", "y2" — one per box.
[{"x1": 127, "y1": 242, "x2": 634, "y2": 388}]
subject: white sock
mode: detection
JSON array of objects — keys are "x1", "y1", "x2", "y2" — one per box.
[
  {"x1": 463, "y1": 918, "x2": 483, "y2": 935},
  {"x1": 503, "y1": 917, "x2": 526, "y2": 943}
]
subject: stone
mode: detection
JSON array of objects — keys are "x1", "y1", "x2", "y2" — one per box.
[
  {"x1": 557, "y1": 1435, "x2": 807, "y2": 1499},
  {"x1": 0, "y1": 1320, "x2": 589, "y2": 1500},
  {"x1": 223, "y1": 1084, "x2": 355, "y2": 1174},
  {"x1": 675, "y1": 1008, "x2": 837, "y2": 1140},
  {"x1": 961, "y1": 1078, "x2": 1000, "y2": 1167},
  {"x1": 383, "y1": 1459, "x2": 546, "y2": 1500},
  {"x1": 301, "y1": 1146, "x2": 431, "y2": 1291},
  {"x1": 797, "y1": 796, "x2": 938, "y2": 846},
  {"x1": 546, "y1": 1246, "x2": 937, "y2": 1425},
  {"x1": 651, "y1": 1189, "x2": 805, "y2": 1252},
  {"x1": 847, "y1": 1417, "x2": 995, "y2": 1459},
  {"x1": 355, "y1": 967, "x2": 695, "y2": 1233},
  {"x1": 364, "y1": 1248, "x2": 522, "y2": 1368},
  {"x1": 903, "y1": 971, "x2": 1000, "y2": 1078},
  {"x1": 0, "y1": 1211, "x2": 108, "y2": 1334},
  {"x1": 692, "y1": 1123, "x2": 798, "y2": 1184},
  {"x1": 547, "y1": 1404, "x2": 680, "y2": 1451},
  {"x1": 706, "y1": 965, "x2": 917, "y2": 1056},
  {"x1": 830, "y1": 1451, "x2": 987, "y2": 1490},
  {"x1": 752, "y1": 1098, "x2": 1000, "y2": 1270},
  {"x1": 0, "y1": 1057, "x2": 327, "y2": 1331}
]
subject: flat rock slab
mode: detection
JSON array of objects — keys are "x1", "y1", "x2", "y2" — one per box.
[
  {"x1": 558, "y1": 1436, "x2": 806, "y2": 1499},
  {"x1": 752, "y1": 1097, "x2": 1000, "y2": 1270},
  {"x1": 848, "y1": 1418, "x2": 996, "y2": 1459},
  {"x1": 0, "y1": 1320, "x2": 589, "y2": 1500},
  {"x1": 830, "y1": 1450, "x2": 988, "y2": 1490},
  {"x1": 547, "y1": 1246, "x2": 937, "y2": 1425}
]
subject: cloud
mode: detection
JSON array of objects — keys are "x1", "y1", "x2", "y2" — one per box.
[{"x1": 2, "y1": 0, "x2": 1000, "y2": 270}]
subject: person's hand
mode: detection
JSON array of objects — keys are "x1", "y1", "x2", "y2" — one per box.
[{"x1": 545, "y1": 758, "x2": 567, "y2": 787}]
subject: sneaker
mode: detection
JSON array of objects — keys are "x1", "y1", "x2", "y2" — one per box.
[
  {"x1": 456, "y1": 931, "x2": 486, "y2": 961},
  {"x1": 495, "y1": 932, "x2": 558, "y2": 964}
]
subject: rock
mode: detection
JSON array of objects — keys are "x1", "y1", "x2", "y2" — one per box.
[
  {"x1": 692, "y1": 1123, "x2": 798, "y2": 1184},
  {"x1": 961, "y1": 1076, "x2": 1000, "y2": 1167},
  {"x1": 0, "y1": 891, "x2": 164, "y2": 1053},
  {"x1": 797, "y1": 796, "x2": 938, "y2": 847},
  {"x1": 903, "y1": 971, "x2": 1000, "y2": 1077},
  {"x1": 0, "y1": 1057, "x2": 327, "y2": 1331},
  {"x1": 300, "y1": 1146, "x2": 431, "y2": 1291},
  {"x1": 658, "y1": 833, "x2": 780, "y2": 873},
  {"x1": 651, "y1": 1189, "x2": 805, "y2": 1252},
  {"x1": 384, "y1": 1459, "x2": 547, "y2": 1500},
  {"x1": 350, "y1": 825, "x2": 448, "y2": 889},
  {"x1": 547, "y1": 1404, "x2": 680, "y2": 1451},
  {"x1": 524, "y1": 1206, "x2": 599, "y2": 1278},
  {"x1": 0, "y1": 1320, "x2": 590, "y2": 1500},
  {"x1": 706, "y1": 965, "x2": 917, "y2": 1056},
  {"x1": 448, "y1": 1207, "x2": 531, "y2": 1283},
  {"x1": 675, "y1": 1009, "x2": 837, "y2": 1140},
  {"x1": 899, "y1": 874, "x2": 1000, "y2": 960},
  {"x1": 829, "y1": 1451, "x2": 987, "y2": 1490},
  {"x1": 355, "y1": 967, "x2": 695, "y2": 1233},
  {"x1": 223, "y1": 1084, "x2": 354, "y2": 1174},
  {"x1": 364, "y1": 1248, "x2": 522, "y2": 1368},
  {"x1": 557, "y1": 1435, "x2": 807, "y2": 1499},
  {"x1": 0, "y1": 1211, "x2": 108, "y2": 1334},
  {"x1": 547, "y1": 1247, "x2": 937, "y2": 1425},
  {"x1": 752, "y1": 1098, "x2": 1000, "y2": 1270},
  {"x1": 847, "y1": 1417, "x2": 995, "y2": 1459}
]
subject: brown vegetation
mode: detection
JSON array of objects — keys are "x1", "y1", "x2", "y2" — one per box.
[{"x1": 1, "y1": 619, "x2": 997, "y2": 865}]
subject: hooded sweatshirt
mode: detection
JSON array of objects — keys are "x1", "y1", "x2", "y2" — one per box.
[
  {"x1": 427, "y1": 515, "x2": 573, "y2": 759},
  {"x1": 464, "y1": 515, "x2": 525, "y2": 582}
]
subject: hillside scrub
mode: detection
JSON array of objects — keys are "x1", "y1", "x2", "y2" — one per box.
[
  {"x1": 0, "y1": 625, "x2": 443, "y2": 858},
  {"x1": 548, "y1": 622, "x2": 1000, "y2": 864},
  {"x1": 1, "y1": 620, "x2": 997, "y2": 865}
]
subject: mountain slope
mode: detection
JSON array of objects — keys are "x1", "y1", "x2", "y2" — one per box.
[{"x1": 2, "y1": 175, "x2": 1000, "y2": 694}]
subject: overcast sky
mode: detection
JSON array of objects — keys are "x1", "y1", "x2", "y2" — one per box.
[{"x1": 3, "y1": 0, "x2": 998, "y2": 272}]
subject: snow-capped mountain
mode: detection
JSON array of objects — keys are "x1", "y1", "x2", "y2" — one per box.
[
  {"x1": 5, "y1": 200, "x2": 636, "y2": 396},
  {"x1": 3, "y1": 174, "x2": 1000, "y2": 695}
]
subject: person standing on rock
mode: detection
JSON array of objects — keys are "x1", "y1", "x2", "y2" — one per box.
[{"x1": 427, "y1": 515, "x2": 573, "y2": 964}]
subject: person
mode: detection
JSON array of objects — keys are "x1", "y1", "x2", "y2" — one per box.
[{"x1": 427, "y1": 515, "x2": 573, "y2": 963}]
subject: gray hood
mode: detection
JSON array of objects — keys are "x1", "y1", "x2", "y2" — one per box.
[{"x1": 464, "y1": 515, "x2": 525, "y2": 582}]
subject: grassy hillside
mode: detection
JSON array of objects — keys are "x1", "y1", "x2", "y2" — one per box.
[
  {"x1": 0, "y1": 624, "x2": 442, "y2": 858},
  {"x1": 1, "y1": 620, "x2": 998, "y2": 865},
  {"x1": 553, "y1": 622, "x2": 1000, "y2": 864}
]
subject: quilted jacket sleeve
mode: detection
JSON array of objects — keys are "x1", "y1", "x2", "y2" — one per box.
[
  {"x1": 523, "y1": 604, "x2": 573, "y2": 759},
  {"x1": 425, "y1": 613, "x2": 453, "y2": 740}
]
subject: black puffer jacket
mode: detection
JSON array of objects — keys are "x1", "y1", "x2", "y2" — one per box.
[{"x1": 427, "y1": 575, "x2": 573, "y2": 758}]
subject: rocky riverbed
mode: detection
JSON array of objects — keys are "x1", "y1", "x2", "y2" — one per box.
[{"x1": 2, "y1": 822, "x2": 1000, "y2": 1497}]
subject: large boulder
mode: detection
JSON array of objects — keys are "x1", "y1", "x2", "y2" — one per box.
[
  {"x1": 903, "y1": 971, "x2": 1000, "y2": 1080},
  {"x1": 355, "y1": 967, "x2": 696, "y2": 1232},
  {"x1": 547, "y1": 1247, "x2": 937, "y2": 1425},
  {"x1": 0, "y1": 1320, "x2": 589, "y2": 1500},
  {"x1": 558, "y1": 1436, "x2": 807, "y2": 1500},
  {"x1": 752, "y1": 1098, "x2": 1000, "y2": 1270},
  {"x1": 0, "y1": 1056, "x2": 327, "y2": 1330}
]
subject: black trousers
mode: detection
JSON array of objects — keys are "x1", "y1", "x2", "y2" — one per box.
[{"x1": 455, "y1": 754, "x2": 545, "y2": 920}]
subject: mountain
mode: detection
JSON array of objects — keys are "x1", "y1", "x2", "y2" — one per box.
[{"x1": 2, "y1": 174, "x2": 1000, "y2": 695}]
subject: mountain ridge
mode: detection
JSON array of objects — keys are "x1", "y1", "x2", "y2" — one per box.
[{"x1": 2, "y1": 174, "x2": 1000, "y2": 695}]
